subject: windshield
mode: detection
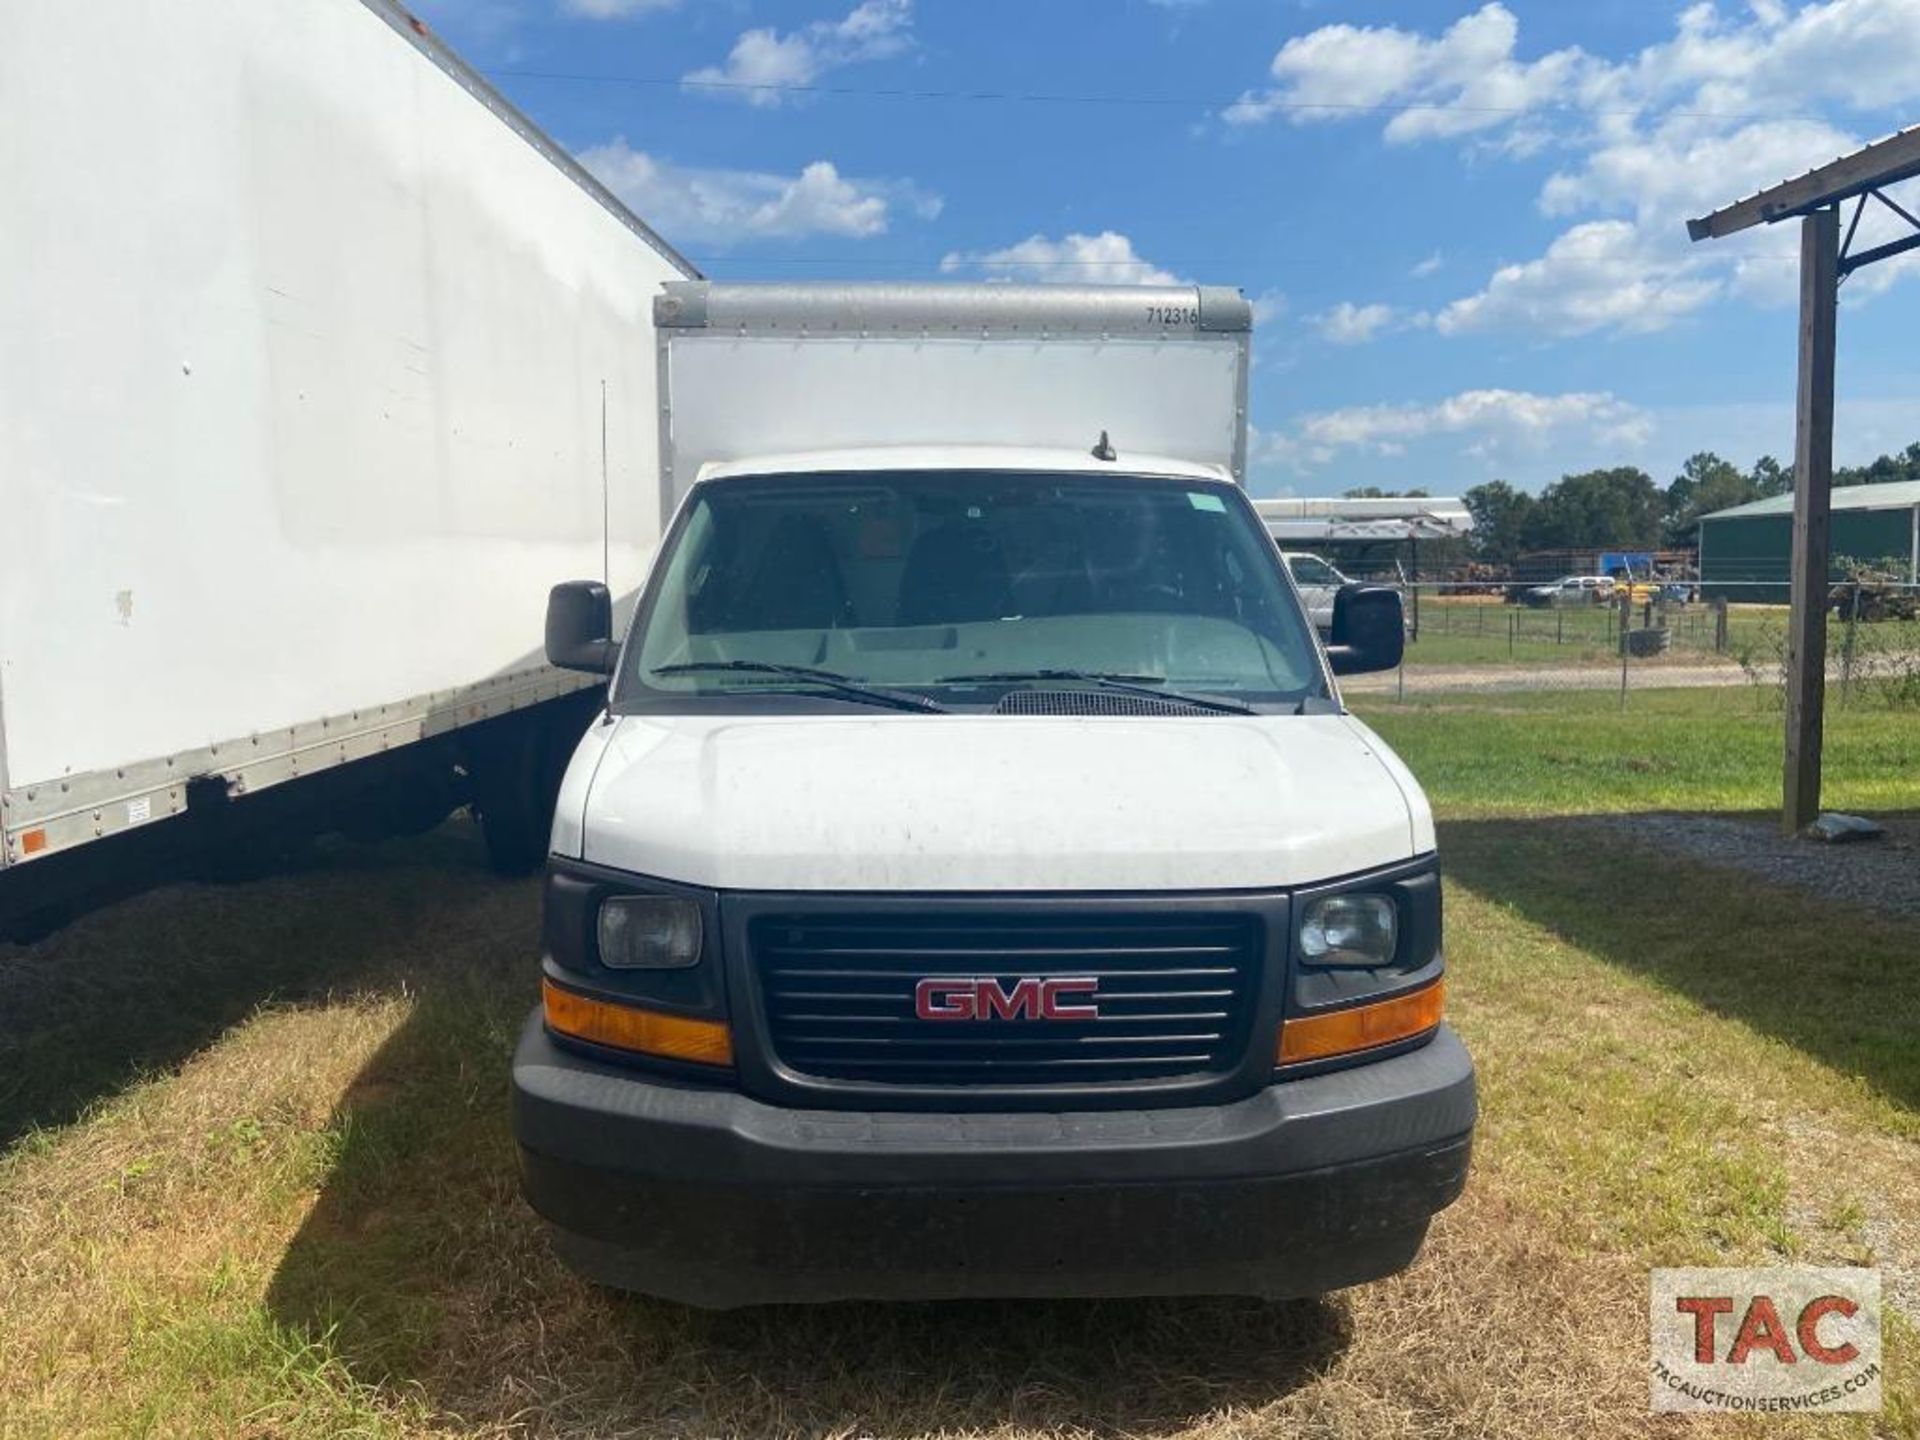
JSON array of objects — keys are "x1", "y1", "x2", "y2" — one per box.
[{"x1": 617, "y1": 470, "x2": 1327, "y2": 712}]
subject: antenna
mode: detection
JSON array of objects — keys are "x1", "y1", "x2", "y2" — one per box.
[{"x1": 1090, "y1": 430, "x2": 1117, "y2": 463}]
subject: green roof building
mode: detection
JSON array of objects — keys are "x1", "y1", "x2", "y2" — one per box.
[{"x1": 1698, "y1": 481, "x2": 1920, "y2": 603}]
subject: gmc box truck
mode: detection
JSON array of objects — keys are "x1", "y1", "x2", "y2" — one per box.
[
  {"x1": 512, "y1": 282, "x2": 1476, "y2": 1306},
  {"x1": 0, "y1": 0, "x2": 696, "y2": 935}
]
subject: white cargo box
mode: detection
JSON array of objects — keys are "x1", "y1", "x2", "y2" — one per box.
[{"x1": 652, "y1": 282, "x2": 1254, "y2": 515}]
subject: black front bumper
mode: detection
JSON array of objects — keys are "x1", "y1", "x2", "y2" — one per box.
[{"x1": 512, "y1": 1013, "x2": 1475, "y2": 1307}]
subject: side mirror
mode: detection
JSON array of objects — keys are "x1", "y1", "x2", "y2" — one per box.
[
  {"x1": 1325, "y1": 584, "x2": 1405, "y2": 676},
  {"x1": 546, "y1": 580, "x2": 616, "y2": 674}
]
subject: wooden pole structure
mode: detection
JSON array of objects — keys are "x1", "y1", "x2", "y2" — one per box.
[
  {"x1": 1688, "y1": 128, "x2": 1920, "y2": 835},
  {"x1": 1783, "y1": 205, "x2": 1838, "y2": 835}
]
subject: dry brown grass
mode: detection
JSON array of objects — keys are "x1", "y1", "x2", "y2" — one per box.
[{"x1": 0, "y1": 819, "x2": 1914, "y2": 1438}]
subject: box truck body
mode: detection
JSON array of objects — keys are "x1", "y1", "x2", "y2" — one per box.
[
  {"x1": 0, "y1": 0, "x2": 694, "y2": 921},
  {"x1": 513, "y1": 281, "x2": 1475, "y2": 1306}
]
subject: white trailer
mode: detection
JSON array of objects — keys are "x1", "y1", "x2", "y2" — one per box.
[{"x1": 0, "y1": 0, "x2": 695, "y2": 931}]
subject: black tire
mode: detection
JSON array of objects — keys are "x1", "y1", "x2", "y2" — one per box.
[
  {"x1": 473, "y1": 704, "x2": 592, "y2": 876},
  {"x1": 475, "y1": 738, "x2": 551, "y2": 875}
]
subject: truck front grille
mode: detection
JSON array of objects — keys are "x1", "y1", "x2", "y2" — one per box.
[{"x1": 750, "y1": 911, "x2": 1260, "y2": 1087}]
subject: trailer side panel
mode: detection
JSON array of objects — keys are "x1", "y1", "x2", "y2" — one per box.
[{"x1": 0, "y1": 0, "x2": 692, "y2": 866}]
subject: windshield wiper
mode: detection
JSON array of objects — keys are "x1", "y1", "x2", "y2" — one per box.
[
  {"x1": 934, "y1": 668, "x2": 1257, "y2": 716},
  {"x1": 649, "y1": 661, "x2": 948, "y2": 713}
]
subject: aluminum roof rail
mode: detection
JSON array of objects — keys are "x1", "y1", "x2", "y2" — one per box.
[{"x1": 655, "y1": 282, "x2": 1253, "y2": 337}]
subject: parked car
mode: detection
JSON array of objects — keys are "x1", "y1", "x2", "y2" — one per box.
[
  {"x1": 1523, "y1": 575, "x2": 1614, "y2": 608},
  {"x1": 1282, "y1": 551, "x2": 1354, "y2": 633}
]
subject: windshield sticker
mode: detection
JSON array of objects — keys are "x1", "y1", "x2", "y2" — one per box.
[{"x1": 1187, "y1": 492, "x2": 1227, "y2": 513}]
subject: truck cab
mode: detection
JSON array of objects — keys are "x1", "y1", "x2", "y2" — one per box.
[{"x1": 510, "y1": 284, "x2": 1474, "y2": 1306}]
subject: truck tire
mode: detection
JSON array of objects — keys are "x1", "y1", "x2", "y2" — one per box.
[
  {"x1": 476, "y1": 752, "x2": 550, "y2": 875},
  {"x1": 472, "y1": 700, "x2": 593, "y2": 876}
]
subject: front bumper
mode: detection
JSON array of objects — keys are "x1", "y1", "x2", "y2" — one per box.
[{"x1": 511, "y1": 1013, "x2": 1476, "y2": 1307}]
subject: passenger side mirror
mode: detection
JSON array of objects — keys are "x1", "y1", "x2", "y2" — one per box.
[
  {"x1": 546, "y1": 580, "x2": 616, "y2": 674},
  {"x1": 1325, "y1": 585, "x2": 1404, "y2": 676}
]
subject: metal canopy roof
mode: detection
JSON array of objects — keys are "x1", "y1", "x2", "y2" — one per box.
[
  {"x1": 1254, "y1": 496, "x2": 1474, "y2": 543},
  {"x1": 1686, "y1": 126, "x2": 1920, "y2": 277},
  {"x1": 1687, "y1": 126, "x2": 1920, "y2": 239},
  {"x1": 1698, "y1": 479, "x2": 1920, "y2": 523}
]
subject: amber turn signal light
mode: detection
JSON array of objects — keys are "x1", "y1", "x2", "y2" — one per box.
[
  {"x1": 1277, "y1": 979, "x2": 1445, "y2": 1065},
  {"x1": 542, "y1": 978, "x2": 733, "y2": 1066}
]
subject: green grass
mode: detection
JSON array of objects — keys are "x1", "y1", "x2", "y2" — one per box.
[
  {"x1": 3, "y1": 708, "x2": 1918, "y2": 1436},
  {"x1": 1406, "y1": 599, "x2": 1634, "y2": 667},
  {"x1": 1404, "y1": 599, "x2": 1920, "y2": 671},
  {"x1": 1355, "y1": 685, "x2": 1920, "y2": 816}
]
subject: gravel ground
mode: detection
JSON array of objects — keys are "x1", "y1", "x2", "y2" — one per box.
[{"x1": 1580, "y1": 811, "x2": 1920, "y2": 922}]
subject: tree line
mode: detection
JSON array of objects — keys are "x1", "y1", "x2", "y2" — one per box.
[{"x1": 1440, "y1": 441, "x2": 1920, "y2": 564}]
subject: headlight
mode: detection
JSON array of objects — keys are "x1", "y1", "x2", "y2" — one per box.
[
  {"x1": 1299, "y1": 893, "x2": 1398, "y2": 967},
  {"x1": 597, "y1": 896, "x2": 703, "y2": 970}
]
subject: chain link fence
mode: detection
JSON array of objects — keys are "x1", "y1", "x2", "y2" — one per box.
[{"x1": 1342, "y1": 579, "x2": 1920, "y2": 707}]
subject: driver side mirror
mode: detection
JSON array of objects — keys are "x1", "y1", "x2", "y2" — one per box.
[
  {"x1": 546, "y1": 580, "x2": 616, "y2": 674},
  {"x1": 1325, "y1": 584, "x2": 1404, "y2": 675}
]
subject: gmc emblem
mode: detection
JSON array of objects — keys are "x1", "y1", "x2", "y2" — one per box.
[{"x1": 914, "y1": 976, "x2": 1100, "y2": 1022}]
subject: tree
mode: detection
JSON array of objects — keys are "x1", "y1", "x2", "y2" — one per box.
[
  {"x1": 1665, "y1": 451, "x2": 1754, "y2": 544},
  {"x1": 1524, "y1": 467, "x2": 1664, "y2": 551},
  {"x1": 1341, "y1": 486, "x2": 1431, "y2": 498},
  {"x1": 1461, "y1": 480, "x2": 1534, "y2": 563},
  {"x1": 1836, "y1": 440, "x2": 1920, "y2": 488},
  {"x1": 1749, "y1": 455, "x2": 1791, "y2": 498}
]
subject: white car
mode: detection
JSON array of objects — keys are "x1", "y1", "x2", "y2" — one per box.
[
  {"x1": 1282, "y1": 551, "x2": 1353, "y2": 633},
  {"x1": 1523, "y1": 574, "x2": 1613, "y2": 608}
]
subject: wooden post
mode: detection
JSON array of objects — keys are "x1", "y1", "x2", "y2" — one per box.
[{"x1": 1784, "y1": 205, "x2": 1838, "y2": 835}]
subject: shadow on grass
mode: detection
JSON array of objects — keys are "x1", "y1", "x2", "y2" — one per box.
[
  {"x1": 0, "y1": 825, "x2": 518, "y2": 1150},
  {"x1": 1441, "y1": 815, "x2": 1920, "y2": 1115},
  {"x1": 265, "y1": 893, "x2": 1351, "y2": 1435}
]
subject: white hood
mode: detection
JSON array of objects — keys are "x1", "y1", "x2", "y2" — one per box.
[{"x1": 554, "y1": 711, "x2": 1432, "y2": 893}]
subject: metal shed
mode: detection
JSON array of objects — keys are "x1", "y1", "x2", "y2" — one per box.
[{"x1": 1699, "y1": 481, "x2": 1920, "y2": 602}]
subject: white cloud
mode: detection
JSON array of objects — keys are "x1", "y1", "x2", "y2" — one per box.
[
  {"x1": 561, "y1": 0, "x2": 679, "y2": 17},
  {"x1": 1267, "y1": 388, "x2": 1650, "y2": 469},
  {"x1": 684, "y1": 0, "x2": 913, "y2": 106},
  {"x1": 1235, "y1": 0, "x2": 1920, "y2": 338},
  {"x1": 1314, "y1": 301, "x2": 1407, "y2": 344},
  {"x1": 578, "y1": 140, "x2": 938, "y2": 243},
  {"x1": 1249, "y1": 290, "x2": 1287, "y2": 326},
  {"x1": 1225, "y1": 4, "x2": 1591, "y2": 139},
  {"x1": 1435, "y1": 221, "x2": 1725, "y2": 337},
  {"x1": 939, "y1": 231, "x2": 1180, "y2": 285},
  {"x1": 1410, "y1": 251, "x2": 1445, "y2": 278}
]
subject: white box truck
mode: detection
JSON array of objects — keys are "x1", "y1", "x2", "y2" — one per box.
[
  {"x1": 511, "y1": 282, "x2": 1476, "y2": 1305},
  {"x1": 0, "y1": 0, "x2": 696, "y2": 934}
]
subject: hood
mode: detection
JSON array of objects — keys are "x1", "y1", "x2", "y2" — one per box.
[{"x1": 560, "y1": 711, "x2": 1430, "y2": 893}]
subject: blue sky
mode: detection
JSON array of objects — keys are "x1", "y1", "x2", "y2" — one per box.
[{"x1": 414, "y1": 0, "x2": 1920, "y2": 498}]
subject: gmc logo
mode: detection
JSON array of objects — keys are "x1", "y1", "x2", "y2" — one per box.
[{"x1": 914, "y1": 976, "x2": 1100, "y2": 1021}]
